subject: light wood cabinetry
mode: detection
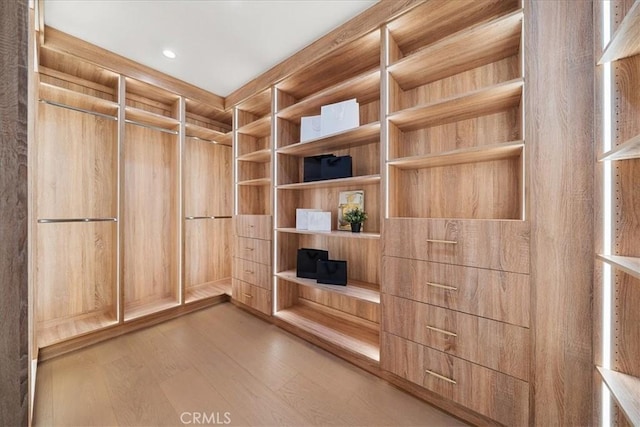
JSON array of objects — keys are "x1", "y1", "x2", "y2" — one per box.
[
  {"x1": 268, "y1": 30, "x2": 382, "y2": 362},
  {"x1": 595, "y1": 1, "x2": 640, "y2": 425},
  {"x1": 232, "y1": 90, "x2": 274, "y2": 315},
  {"x1": 33, "y1": 42, "x2": 232, "y2": 353}
]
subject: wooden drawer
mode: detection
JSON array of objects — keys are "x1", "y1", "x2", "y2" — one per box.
[
  {"x1": 381, "y1": 333, "x2": 529, "y2": 426},
  {"x1": 382, "y1": 295, "x2": 529, "y2": 381},
  {"x1": 382, "y1": 256, "x2": 529, "y2": 327},
  {"x1": 235, "y1": 236, "x2": 271, "y2": 265},
  {"x1": 235, "y1": 215, "x2": 272, "y2": 240},
  {"x1": 233, "y1": 258, "x2": 271, "y2": 290},
  {"x1": 384, "y1": 218, "x2": 530, "y2": 274},
  {"x1": 232, "y1": 279, "x2": 271, "y2": 315}
]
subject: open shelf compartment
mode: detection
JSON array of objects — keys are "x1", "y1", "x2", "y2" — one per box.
[{"x1": 597, "y1": 367, "x2": 640, "y2": 426}]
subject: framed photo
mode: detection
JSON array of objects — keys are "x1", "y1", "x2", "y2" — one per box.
[{"x1": 337, "y1": 190, "x2": 364, "y2": 231}]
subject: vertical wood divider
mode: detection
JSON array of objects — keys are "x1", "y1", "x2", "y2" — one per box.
[
  {"x1": 117, "y1": 74, "x2": 126, "y2": 323},
  {"x1": 178, "y1": 96, "x2": 186, "y2": 305},
  {"x1": 271, "y1": 86, "x2": 278, "y2": 314}
]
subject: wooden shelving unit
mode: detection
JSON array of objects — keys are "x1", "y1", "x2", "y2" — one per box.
[
  {"x1": 388, "y1": 10, "x2": 523, "y2": 90},
  {"x1": 598, "y1": 0, "x2": 640, "y2": 64},
  {"x1": 274, "y1": 304, "x2": 380, "y2": 362},
  {"x1": 276, "y1": 228, "x2": 380, "y2": 240},
  {"x1": 237, "y1": 148, "x2": 271, "y2": 162},
  {"x1": 598, "y1": 133, "x2": 640, "y2": 161},
  {"x1": 388, "y1": 79, "x2": 523, "y2": 131},
  {"x1": 237, "y1": 178, "x2": 271, "y2": 186},
  {"x1": 34, "y1": 45, "x2": 233, "y2": 353},
  {"x1": 277, "y1": 174, "x2": 380, "y2": 190},
  {"x1": 275, "y1": 270, "x2": 379, "y2": 303},
  {"x1": 277, "y1": 69, "x2": 380, "y2": 121},
  {"x1": 389, "y1": 141, "x2": 523, "y2": 169},
  {"x1": 595, "y1": 1, "x2": 640, "y2": 425},
  {"x1": 598, "y1": 367, "x2": 640, "y2": 426},
  {"x1": 597, "y1": 254, "x2": 640, "y2": 280},
  {"x1": 276, "y1": 122, "x2": 380, "y2": 156},
  {"x1": 237, "y1": 115, "x2": 271, "y2": 138}
]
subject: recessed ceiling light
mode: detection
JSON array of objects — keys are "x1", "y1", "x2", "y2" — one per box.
[{"x1": 162, "y1": 49, "x2": 176, "y2": 59}]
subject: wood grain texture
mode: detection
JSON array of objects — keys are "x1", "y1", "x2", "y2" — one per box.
[
  {"x1": 233, "y1": 258, "x2": 271, "y2": 290},
  {"x1": 38, "y1": 82, "x2": 118, "y2": 115},
  {"x1": 226, "y1": 0, "x2": 421, "y2": 107},
  {"x1": 184, "y1": 137, "x2": 231, "y2": 217},
  {"x1": 235, "y1": 236, "x2": 272, "y2": 265},
  {"x1": 389, "y1": 9, "x2": 522, "y2": 90},
  {"x1": 235, "y1": 215, "x2": 272, "y2": 240},
  {"x1": 525, "y1": 0, "x2": 594, "y2": 424},
  {"x1": 386, "y1": 0, "x2": 519, "y2": 57},
  {"x1": 0, "y1": 0, "x2": 29, "y2": 423},
  {"x1": 43, "y1": 26, "x2": 225, "y2": 109},
  {"x1": 231, "y1": 279, "x2": 271, "y2": 315},
  {"x1": 599, "y1": 132, "x2": 640, "y2": 161},
  {"x1": 384, "y1": 218, "x2": 530, "y2": 274},
  {"x1": 36, "y1": 102, "x2": 117, "y2": 219},
  {"x1": 35, "y1": 222, "x2": 117, "y2": 332},
  {"x1": 599, "y1": 0, "x2": 640, "y2": 64},
  {"x1": 598, "y1": 367, "x2": 640, "y2": 426},
  {"x1": 123, "y1": 123, "x2": 180, "y2": 316},
  {"x1": 382, "y1": 256, "x2": 530, "y2": 327},
  {"x1": 381, "y1": 332, "x2": 529, "y2": 426},
  {"x1": 382, "y1": 294, "x2": 530, "y2": 381},
  {"x1": 185, "y1": 219, "x2": 231, "y2": 289}
]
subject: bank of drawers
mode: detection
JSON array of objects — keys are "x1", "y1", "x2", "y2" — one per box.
[
  {"x1": 381, "y1": 333, "x2": 529, "y2": 427},
  {"x1": 382, "y1": 218, "x2": 530, "y2": 424},
  {"x1": 233, "y1": 215, "x2": 272, "y2": 315}
]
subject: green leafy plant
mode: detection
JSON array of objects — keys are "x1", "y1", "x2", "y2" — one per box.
[{"x1": 343, "y1": 207, "x2": 368, "y2": 224}]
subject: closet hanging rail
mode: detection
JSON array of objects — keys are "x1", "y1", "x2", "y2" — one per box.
[
  {"x1": 38, "y1": 99, "x2": 118, "y2": 120},
  {"x1": 185, "y1": 216, "x2": 232, "y2": 220},
  {"x1": 124, "y1": 118, "x2": 179, "y2": 135},
  {"x1": 37, "y1": 218, "x2": 117, "y2": 223}
]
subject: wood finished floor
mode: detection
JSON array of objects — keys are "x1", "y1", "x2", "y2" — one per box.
[{"x1": 33, "y1": 303, "x2": 468, "y2": 426}]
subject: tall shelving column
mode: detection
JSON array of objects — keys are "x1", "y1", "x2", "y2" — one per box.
[
  {"x1": 183, "y1": 98, "x2": 233, "y2": 302},
  {"x1": 34, "y1": 48, "x2": 120, "y2": 348},
  {"x1": 380, "y1": 2, "x2": 530, "y2": 425},
  {"x1": 232, "y1": 88, "x2": 274, "y2": 315},
  {"x1": 595, "y1": 0, "x2": 640, "y2": 425},
  {"x1": 271, "y1": 30, "x2": 382, "y2": 362}
]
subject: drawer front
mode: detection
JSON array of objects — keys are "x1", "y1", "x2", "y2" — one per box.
[
  {"x1": 232, "y1": 279, "x2": 271, "y2": 315},
  {"x1": 382, "y1": 295, "x2": 529, "y2": 381},
  {"x1": 384, "y1": 218, "x2": 530, "y2": 274},
  {"x1": 382, "y1": 256, "x2": 529, "y2": 327},
  {"x1": 233, "y1": 258, "x2": 271, "y2": 290},
  {"x1": 235, "y1": 215, "x2": 272, "y2": 240},
  {"x1": 381, "y1": 333, "x2": 529, "y2": 426},
  {"x1": 236, "y1": 236, "x2": 271, "y2": 265}
]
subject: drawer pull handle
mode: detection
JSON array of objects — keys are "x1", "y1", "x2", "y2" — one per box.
[
  {"x1": 426, "y1": 325, "x2": 457, "y2": 337},
  {"x1": 248, "y1": 225, "x2": 255, "y2": 228},
  {"x1": 425, "y1": 282, "x2": 458, "y2": 291},
  {"x1": 426, "y1": 239, "x2": 457, "y2": 245},
  {"x1": 242, "y1": 293, "x2": 253, "y2": 298},
  {"x1": 425, "y1": 369, "x2": 457, "y2": 385},
  {"x1": 244, "y1": 247, "x2": 255, "y2": 251},
  {"x1": 244, "y1": 270, "x2": 254, "y2": 274}
]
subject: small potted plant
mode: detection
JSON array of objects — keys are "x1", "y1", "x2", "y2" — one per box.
[{"x1": 343, "y1": 207, "x2": 367, "y2": 233}]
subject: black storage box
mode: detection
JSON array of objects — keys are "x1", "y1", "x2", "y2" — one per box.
[
  {"x1": 303, "y1": 154, "x2": 335, "y2": 182},
  {"x1": 296, "y1": 248, "x2": 329, "y2": 279},
  {"x1": 320, "y1": 155, "x2": 352, "y2": 180},
  {"x1": 316, "y1": 259, "x2": 348, "y2": 285}
]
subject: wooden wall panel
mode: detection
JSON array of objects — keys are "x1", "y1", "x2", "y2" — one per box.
[
  {"x1": 525, "y1": 1, "x2": 594, "y2": 425},
  {"x1": 0, "y1": 0, "x2": 29, "y2": 424},
  {"x1": 185, "y1": 219, "x2": 232, "y2": 288},
  {"x1": 36, "y1": 104, "x2": 117, "y2": 219},
  {"x1": 123, "y1": 124, "x2": 179, "y2": 307},
  {"x1": 184, "y1": 137, "x2": 231, "y2": 216}
]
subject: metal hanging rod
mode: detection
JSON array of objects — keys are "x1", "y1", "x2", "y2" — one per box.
[
  {"x1": 124, "y1": 119, "x2": 179, "y2": 135},
  {"x1": 185, "y1": 216, "x2": 232, "y2": 220},
  {"x1": 185, "y1": 135, "x2": 221, "y2": 144},
  {"x1": 37, "y1": 218, "x2": 117, "y2": 224},
  {"x1": 39, "y1": 99, "x2": 118, "y2": 120}
]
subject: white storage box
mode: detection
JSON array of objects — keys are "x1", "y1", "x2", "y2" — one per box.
[
  {"x1": 307, "y1": 211, "x2": 331, "y2": 232},
  {"x1": 300, "y1": 115, "x2": 322, "y2": 142},
  {"x1": 296, "y1": 208, "x2": 322, "y2": 230},
  {"x1": 320, "y1": 98, "x2": 359, "y2": 137}
]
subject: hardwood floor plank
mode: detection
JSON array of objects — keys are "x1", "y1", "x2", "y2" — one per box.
[{"x1": 33, "y1": 303, "x2": 468, "y2": 426}]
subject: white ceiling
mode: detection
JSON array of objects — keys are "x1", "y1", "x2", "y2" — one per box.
[{"x1": 44, "y1": 0, "x2": 378, "y2": 97}]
